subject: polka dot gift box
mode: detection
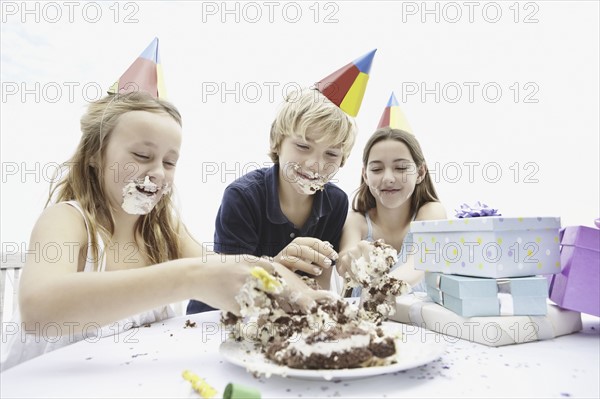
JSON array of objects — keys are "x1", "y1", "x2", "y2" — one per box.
[{"x1": 410, "y1": 216, "x2": 562, "y2": 278}]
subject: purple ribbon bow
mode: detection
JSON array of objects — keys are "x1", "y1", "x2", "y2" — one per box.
[{"x1": 455, "y1": 201, "x2": 501, "y2": 218}]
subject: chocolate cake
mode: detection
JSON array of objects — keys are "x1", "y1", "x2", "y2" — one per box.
[{"x1": 223, "y1": 241, "x2": 407, "y2": 370}]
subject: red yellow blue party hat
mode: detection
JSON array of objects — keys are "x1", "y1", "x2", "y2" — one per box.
[
  {"x1": 108, "y1": 37, "x2": 166, "y2": 99},
  {"x1": 315, "y1": 49, "x2": 376, "y2": 117},
  {"x1": 377, "y1": 92, "x2": 412, "y2": 133}
]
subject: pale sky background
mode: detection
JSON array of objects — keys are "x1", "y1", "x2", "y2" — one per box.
[{"x1": 1, "y1": 1, "x2": 599, "y2": 253}]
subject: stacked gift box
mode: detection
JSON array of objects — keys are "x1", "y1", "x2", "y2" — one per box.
[
  {"x1": 549, "y1": 224, "x2": 600, "y2": 317},
  {"x1": 390, "y1": 214, "x2": 589, "y2": 347},
  {"x1": 411, "y1": 215, "x2": 563, "y2": 317},
  {"x1": 424, "y1": 273, "x2": 549, "y2": 317}
]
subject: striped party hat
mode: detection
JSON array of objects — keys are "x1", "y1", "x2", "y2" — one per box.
[
  {"x1": 377, "y1": 92, "x2": 412, "y2": 133},
  {"x1": 314, "y1": 49, "x2": 376, "y2": 117},
  {"x1": 108, "y1": 37, "x2": 167, "y2": 99}
]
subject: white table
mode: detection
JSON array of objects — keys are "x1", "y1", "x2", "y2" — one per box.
[{"x1": 1, "y1": 311, "x2": 598, "y2": 398}]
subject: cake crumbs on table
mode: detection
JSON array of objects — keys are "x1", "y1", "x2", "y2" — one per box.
[{"x1": 184, "y1": 319, "x2": 197, "y2": 328}]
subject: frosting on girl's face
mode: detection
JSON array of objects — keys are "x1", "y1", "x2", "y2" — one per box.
[
  {"x1": 121, "y1": 176, "x2": 171, "y2": 215},
  {"x1": 101, "y1": 111, "x2": 182, "y2": 217},
  {"x1": 365, "y1": 139, "x2": 420, "y2": 209}
]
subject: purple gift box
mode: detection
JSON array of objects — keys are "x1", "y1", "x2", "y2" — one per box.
[{"x1": 549, "y1": 226, "x2": 600, "y2": 316}]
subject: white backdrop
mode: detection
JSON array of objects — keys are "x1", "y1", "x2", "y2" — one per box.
[{"x1": 1, "y1": 1, "x2": 599, "y2": 254}]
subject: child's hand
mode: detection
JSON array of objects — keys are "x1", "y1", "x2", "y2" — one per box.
[
  {"x1": 274, "y1": 237, "x2": 338, "y2": 276},
  {"x1": 270, "y1": 261, "x2": 339, "y2": 311},
  {"x1": 198, "y1": 255, "x2": 276, "y2": 314},
  {"x1": 337, "y1": 240, "x2": 375, "y2": 283},
  {"x1": 197, "y1": 255, "x2": 337, "y2": 315}
]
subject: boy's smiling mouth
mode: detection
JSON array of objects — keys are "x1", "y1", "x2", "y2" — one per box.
[{"x1": 288, "y1": 163, "x2": 327, "y2": 193}]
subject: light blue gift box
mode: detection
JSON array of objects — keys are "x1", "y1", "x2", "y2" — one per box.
[
  {"x1": 411, "y1": 217, "x2": 562, "y2": 278},
  {"x1": 425, "y1": 272, "x2": 548, "y2": 317}
]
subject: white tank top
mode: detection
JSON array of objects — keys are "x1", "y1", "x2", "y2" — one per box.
[{"x1": 1, "y1": 201, "x2": 175, "y2": 371}]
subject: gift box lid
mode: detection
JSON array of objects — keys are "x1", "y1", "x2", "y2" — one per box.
[
  {"x1": 560, "y1": 226, "x2": 600, "y2": 251},
  {"x1": 410, "y1": 217, "x2": 561, "y2": 233},
  {"x1": 425, "y1": 272, "x2": 498, "y2": 298}
]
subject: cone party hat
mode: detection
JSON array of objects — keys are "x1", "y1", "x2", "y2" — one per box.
[
  {"x1": 314, "y1": 49, "x2": 376, "y2": 117},
  {"x1": 377, "y1": 92, "x2": 412, "y2": 133},
  {"x1": 108, "y1": 37, "x2": 166, "y2": 99}
]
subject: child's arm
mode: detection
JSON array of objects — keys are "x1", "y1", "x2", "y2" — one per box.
[
  {"x1": 389, "y1": 201, "x2": 448, "y2": 286},
  {"x1": 18, "y1": 205, "x2": 324, "y2": 334},
  {"x1": 19, "y1": 204, "x2": 200, "y2": 332},
  {"x1": 336, "y1": 211, "x2": 368, "y2": 280},
  {"x1": 179, "y1": 226, "x2": 335, "y2": 312}
]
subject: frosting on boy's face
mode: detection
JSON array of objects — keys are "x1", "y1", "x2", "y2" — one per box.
[
  {"x1": 102, "y1": 111, "x2": 182, "y2": 216},
  {"x1": 278, "y1": 130, "x2": 343, "y2": 196},
  {"x1": 364, "y1": 139, "x2": 422, "y2": 209}
]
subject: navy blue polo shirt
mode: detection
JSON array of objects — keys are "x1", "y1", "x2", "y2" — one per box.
[{"x1": 186, "y1": 164, "x2": 349, "y2": 314}]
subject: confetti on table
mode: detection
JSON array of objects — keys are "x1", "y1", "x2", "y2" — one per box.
[{"x1": 182, "y1": 370, "x2": 217, "y2": 398}]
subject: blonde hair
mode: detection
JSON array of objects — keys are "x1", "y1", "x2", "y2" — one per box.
[
  {"x1": 268, "y1": 88, "x2": 356, "y2": 167},
  {"x1": 353, "y1": 127, "x2": 440, "y2": 216},
  {"x1": 47, "y1": 92, "x2": 183, "y2": 269}
]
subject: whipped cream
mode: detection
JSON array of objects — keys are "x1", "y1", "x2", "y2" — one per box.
[
  {"x1": 346, "y1": 240, "x2": 410, "y2": 321},
  {"x1": 291, "y1": 163, "x2": 327, "y2": 193},
  {"x1": 121, "y1": 176, "x2": 169, "y2": 215}
]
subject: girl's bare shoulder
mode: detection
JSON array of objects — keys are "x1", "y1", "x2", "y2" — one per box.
[
  {"x1": 416, "y1": 201, "x2": 447, "y2": 221},
  {"x1": 345, "y1": 210, "x2": 368, "y2": 232},
  {"x1": 31, "y1": 203, "x2": 89, "y2": 242}
]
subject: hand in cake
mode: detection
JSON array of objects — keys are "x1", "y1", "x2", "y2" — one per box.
[
  {"x1": 199, "y1": 255, "x2": 279, "y2": 315},
  {"x1": 205, "y1": 255, "x2": 336, "y2": 316},
  {"x1": 338, "y1": 239, "x2": 398, "y2": 289},
  {"x1": 270, "y1": 261, "x2": 339, "y2": 311},
  {"x1": 274, "y1": 237, "x2": 338, "y2": 276},
  {"x1": 337, "y1": 240, "x2": 377, "y2": 284}
]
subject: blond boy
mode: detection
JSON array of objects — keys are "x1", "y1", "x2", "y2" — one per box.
[{"x1": 187, "y1": 88, "x2": 356, "y2": 314}]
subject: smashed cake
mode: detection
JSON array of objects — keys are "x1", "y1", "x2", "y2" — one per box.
[
  {"x1": 222, "y1": 242, "x2": 408, "y2": 370},
  {"x1": 344, "y1": 240, "x2": 411, "y2": 323}
]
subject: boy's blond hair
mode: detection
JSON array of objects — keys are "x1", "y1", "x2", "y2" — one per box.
[{"x1": 269, "y1": 88, "x2": 357, "y2": 167}]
